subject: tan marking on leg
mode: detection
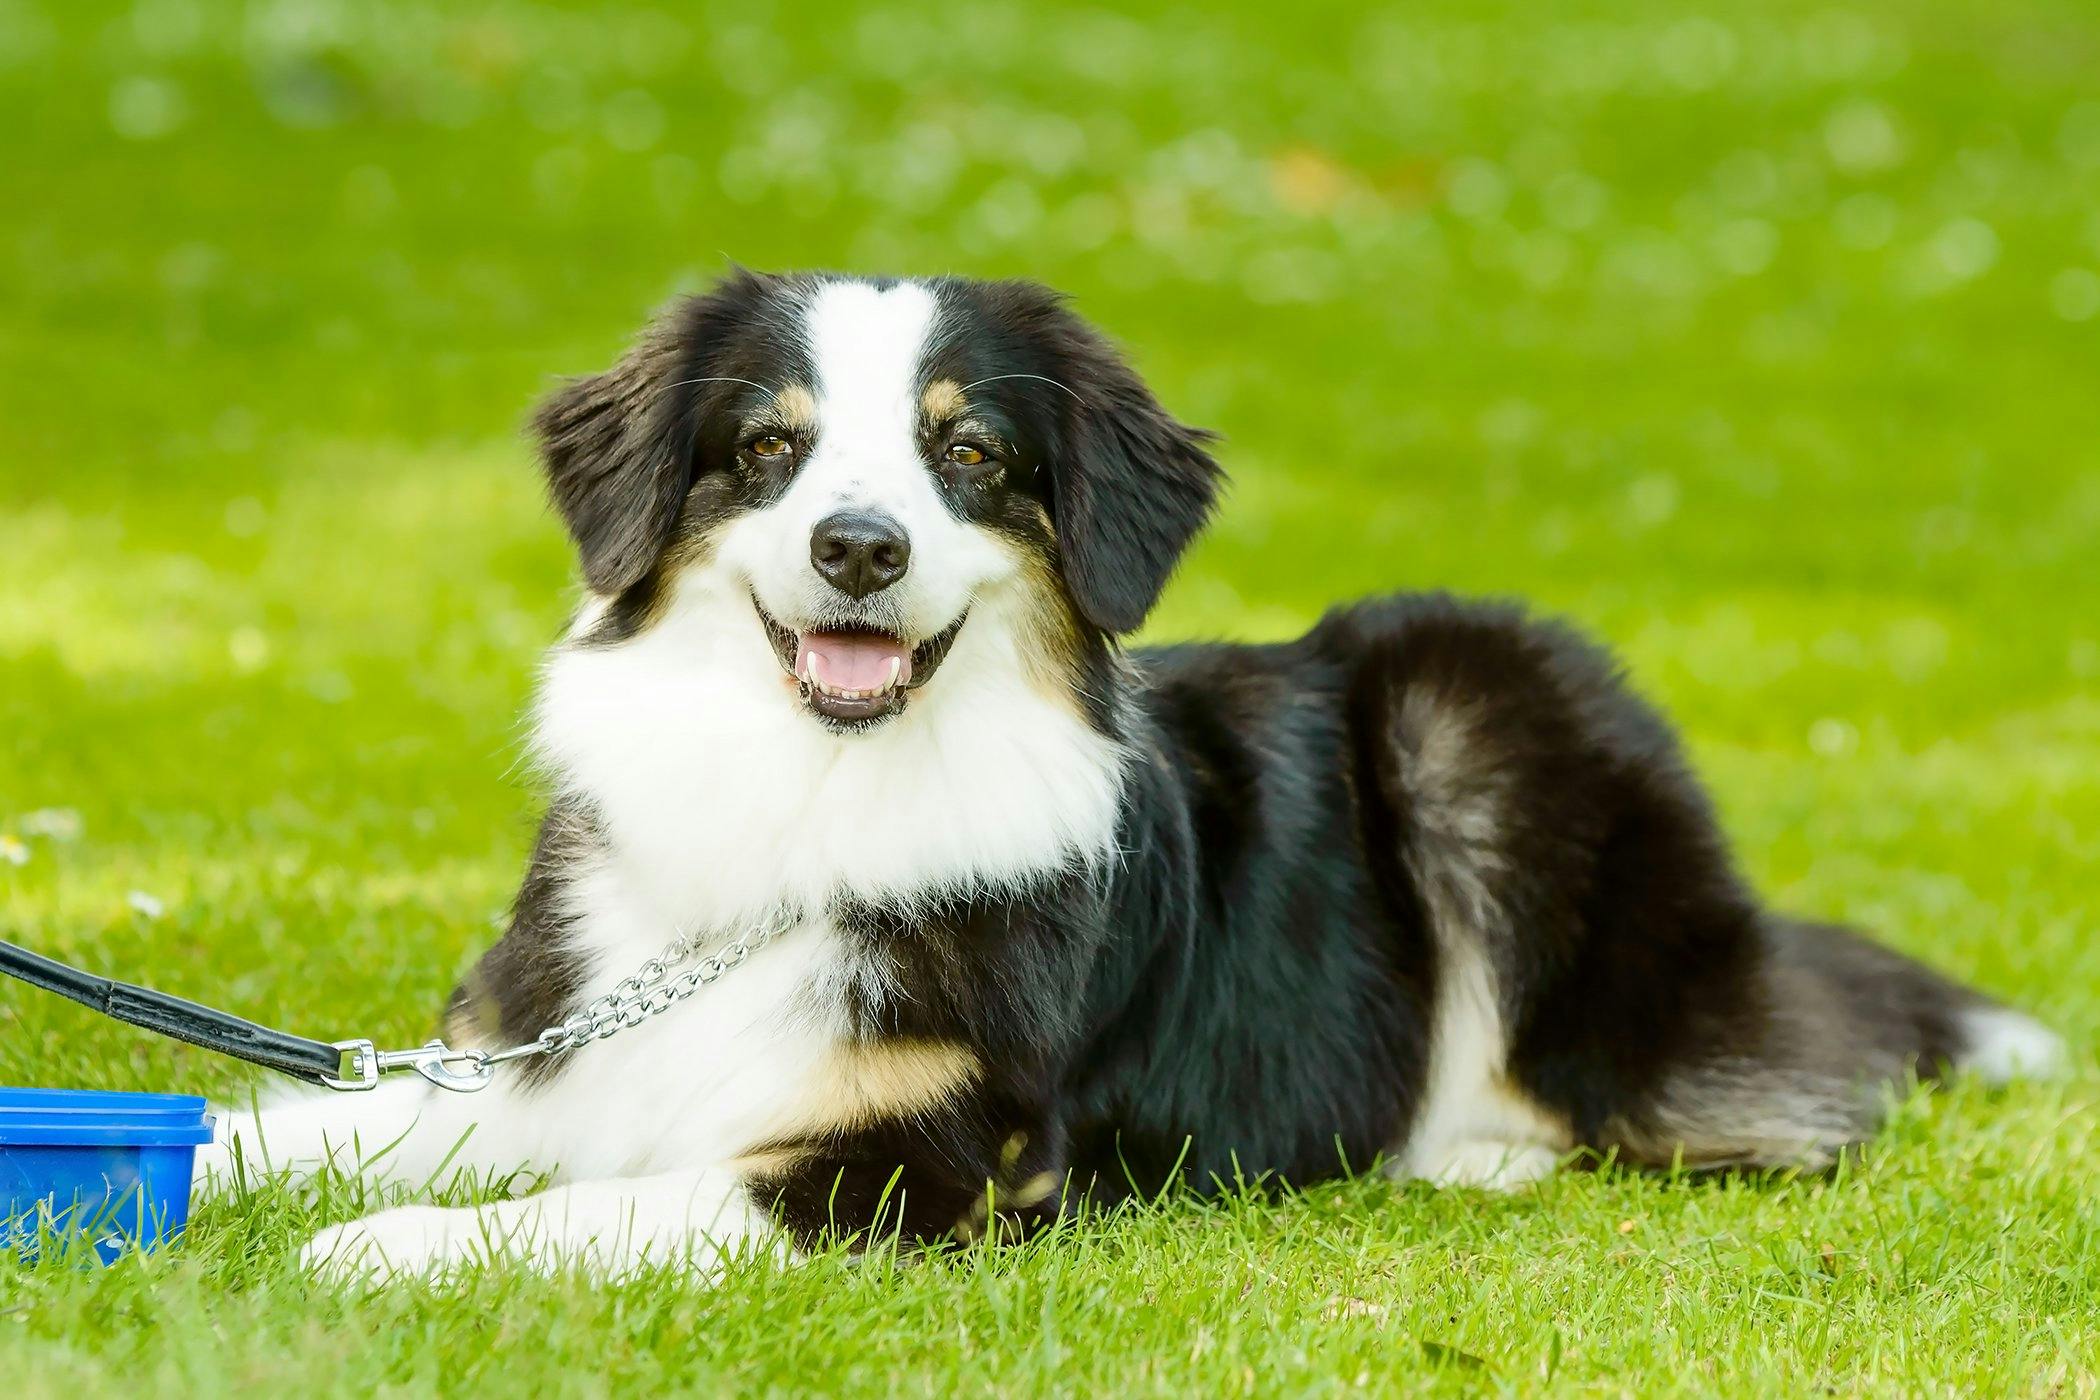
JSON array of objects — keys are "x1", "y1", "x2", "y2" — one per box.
[
  {"x1": 726, "y1": 1145, "x2": 811, "y2": 1179},
  {"x1": 780, "y1": 1039, "x2": 982, "y2": 1136},
  {"x1": 1008, "y1": 1170, "x2": 1059, "y2": 1208},
  {"x1": 999, "y1": 1131, "x2": 1029, "y2": 1173},
  {"x1": 954, "y1": 1170, "x2": 1059, "y2": 1243}
]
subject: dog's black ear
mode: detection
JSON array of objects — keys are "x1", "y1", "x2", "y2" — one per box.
[
  {"x1": 1038, "y1": 295, "x2": 1224, "y2": 634},
  {"x1": 531, "y1": 317, "x2": 695, "y2": 596}
]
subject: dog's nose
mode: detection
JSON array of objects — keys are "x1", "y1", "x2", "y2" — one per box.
[{"x1": 810, "y1": 511, "x2": 911, "y2": 598}]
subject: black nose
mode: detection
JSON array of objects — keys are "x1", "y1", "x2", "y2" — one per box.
[{"x1": 810, "y1": 511, "x2": 911, "y2": 598}]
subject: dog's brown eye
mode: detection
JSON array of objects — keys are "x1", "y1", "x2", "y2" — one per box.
[
  {"x1": 749, "y1": 436, "x2": 792, "y2": 459},
  {"x1": 946, "y1": 443, "x2": 987, "y2": 467}
]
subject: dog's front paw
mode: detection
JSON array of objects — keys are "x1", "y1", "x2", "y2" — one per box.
[
  {"x1": 301, "y1": 1206, "x2": 486, "y2": 1281},
  {"x1": 1393, "y1": 1139, "x2": 1564, "y2": 1191}
]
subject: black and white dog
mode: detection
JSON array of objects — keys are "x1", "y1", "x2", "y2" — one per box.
[{"x1": 210, "y1": 272, "x2": 2063, "y2": 1278}]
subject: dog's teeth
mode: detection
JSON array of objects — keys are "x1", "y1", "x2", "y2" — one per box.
[{"x1": 798, "y1": 655, "x2": 908, "y2": 706}]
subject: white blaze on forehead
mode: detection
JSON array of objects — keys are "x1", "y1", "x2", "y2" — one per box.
[
  {"x1": 718, "y1": 277, "x2": 1016, "y2": 640},
  {"x1": 802, "y1": 280, "x2": 939, "y2": 499}
]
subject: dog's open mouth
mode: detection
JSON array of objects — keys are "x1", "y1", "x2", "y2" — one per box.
[{"x1": 754, "y1": 598, "x2": 967, "y2": 729}]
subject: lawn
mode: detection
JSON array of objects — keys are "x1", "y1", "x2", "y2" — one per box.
[{"x1": 3, "y1": 0, "x2": 2098, "y2": 1392}]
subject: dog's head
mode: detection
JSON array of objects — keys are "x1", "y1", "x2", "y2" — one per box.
[{"x1": 534, "y1": 272, "x2": 1222, "y2": 733}]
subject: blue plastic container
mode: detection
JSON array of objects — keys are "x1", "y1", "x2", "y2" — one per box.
[{"x1": 0, "y1": 1087, "x2": 215, "y2": 1264}]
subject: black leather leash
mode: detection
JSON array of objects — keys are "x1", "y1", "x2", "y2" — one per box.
[
  {"x1": 2, "y1": 917, "x2": 771, "y2": 1094},
  {"x1": 1, "y1": 938, "x2": 349, "y2": 1087}
]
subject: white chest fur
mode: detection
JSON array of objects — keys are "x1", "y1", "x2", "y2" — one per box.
[
  {"x1": 518, "y1": 567, "x2": 1126, "y2": 1166},
  {"x1": 536, "y1": 567, "x2": 1126, "y2": 942}
]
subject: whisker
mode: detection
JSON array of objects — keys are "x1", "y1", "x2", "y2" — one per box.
[
  {"x1": 664, "y1": 376, "x2": 778, "y2": 395},
  {"x1": 956, "y1": 372, "x2": 1085, "y2": 403}
]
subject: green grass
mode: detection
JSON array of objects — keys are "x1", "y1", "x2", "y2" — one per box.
[{"x1": 3, "y1": 0, "x2": 2098, "y2": 1392}]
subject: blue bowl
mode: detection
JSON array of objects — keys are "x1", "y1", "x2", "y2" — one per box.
[{"x1": 1, "y1": 1087, "x2": 215, "y2": 1264}]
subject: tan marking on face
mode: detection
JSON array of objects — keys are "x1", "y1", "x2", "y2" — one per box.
[
  {"x1": 920, "y1": 378, "x2": 967, "y2": 423},
  {"x1": 773, "y1": 382, "x2": 818, "y2": 433},
  {"x1": 1006, "y1": 535, "x2": 1088, "y2": 706}
]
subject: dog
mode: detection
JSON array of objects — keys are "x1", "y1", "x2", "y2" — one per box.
[{"x1": 205, "y1": 271, "x2": 2065, "y2": 1279}]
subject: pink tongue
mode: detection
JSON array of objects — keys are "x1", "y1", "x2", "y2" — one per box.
[{"x1": 798, "y1": 631, "x2": 913, "y2": 691}]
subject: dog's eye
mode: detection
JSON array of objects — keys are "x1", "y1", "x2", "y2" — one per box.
[
  {"x1": 749, "y1": 436, "x2": 792, "y2": 458},
  {"x1": 945, "y1": 443, "x2": 988, "y2": 467}
]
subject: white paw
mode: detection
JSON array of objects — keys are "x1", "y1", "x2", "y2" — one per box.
[
  {"x1": 1397, "y1": 1139, "x2": 1563, "y2": 1191},
  {"x1": 301, "y1": 1206, "x2": 487, "y2": 1281}
]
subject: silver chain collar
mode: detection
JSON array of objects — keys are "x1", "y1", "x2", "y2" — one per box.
[{"x1": 323, "y1": 913, "x2": 792, "y2": 1093}]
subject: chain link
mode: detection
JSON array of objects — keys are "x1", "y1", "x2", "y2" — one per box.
[
  {"x1": 336, "y1": 913, "x2": 794, "y2": 1092},
  {"x1": 531, "y1": 913, "x2": 789, "y2": 1060}
]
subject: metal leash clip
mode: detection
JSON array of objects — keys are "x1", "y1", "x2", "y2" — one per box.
[{"x1": 323, "y1": 1038, "x2": 495, "y2": 1093}]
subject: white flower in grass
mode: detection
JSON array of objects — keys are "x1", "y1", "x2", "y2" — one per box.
[
  {"x1": 2051, "y1": 268, "x2": 2100, "y2": 322},
  {"x1": 109, "y1": 75, "x2": 187, "y2": 141},
  {"x1": 21, "y1": 808, "x2": 83, "y2": 841},
  {"x1": 127, "y1": 891, "x2": 166, "y2": 920},
  {"x1": 0, "y1": 835, "x2": 28, "y2": 867},
  {"x1": 1931, "y1": 219, "x2": 1999, "y2": 281},
  {"x1": 1809, "y1": 718, "x2": 1860, "y2": 758}
]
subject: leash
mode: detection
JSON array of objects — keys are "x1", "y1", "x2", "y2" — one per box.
[
  {"x1": 0, "y1": 916, "x2": 783, "y2": 1094},
  {"x1": 1, "y1": 938, "x2": 349, "y2": 1087}
]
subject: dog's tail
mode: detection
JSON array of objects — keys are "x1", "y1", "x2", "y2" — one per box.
[
  {"x1": 1777, "y1": 917, "x2": 2064, "y2": 1084},
  {"x1": 1605, "y1": 918, "x2": 2065, "y2": 1171},
  {"x1": 1957, "y1": 1005, "x2": 2070, "y2": 1084}
]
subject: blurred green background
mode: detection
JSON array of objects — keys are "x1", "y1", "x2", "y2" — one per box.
[{"x1": 2, "y1": 1, "x2": 2096, "y2": 1393}]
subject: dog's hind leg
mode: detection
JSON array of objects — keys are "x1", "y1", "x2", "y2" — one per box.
[
  {"x1": 1331, "y1": 595, "x2": 2064, "y2": 1183},
  {"x1": 1343, "y1": 601, "x2": 1585, "y2": 1190}
]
